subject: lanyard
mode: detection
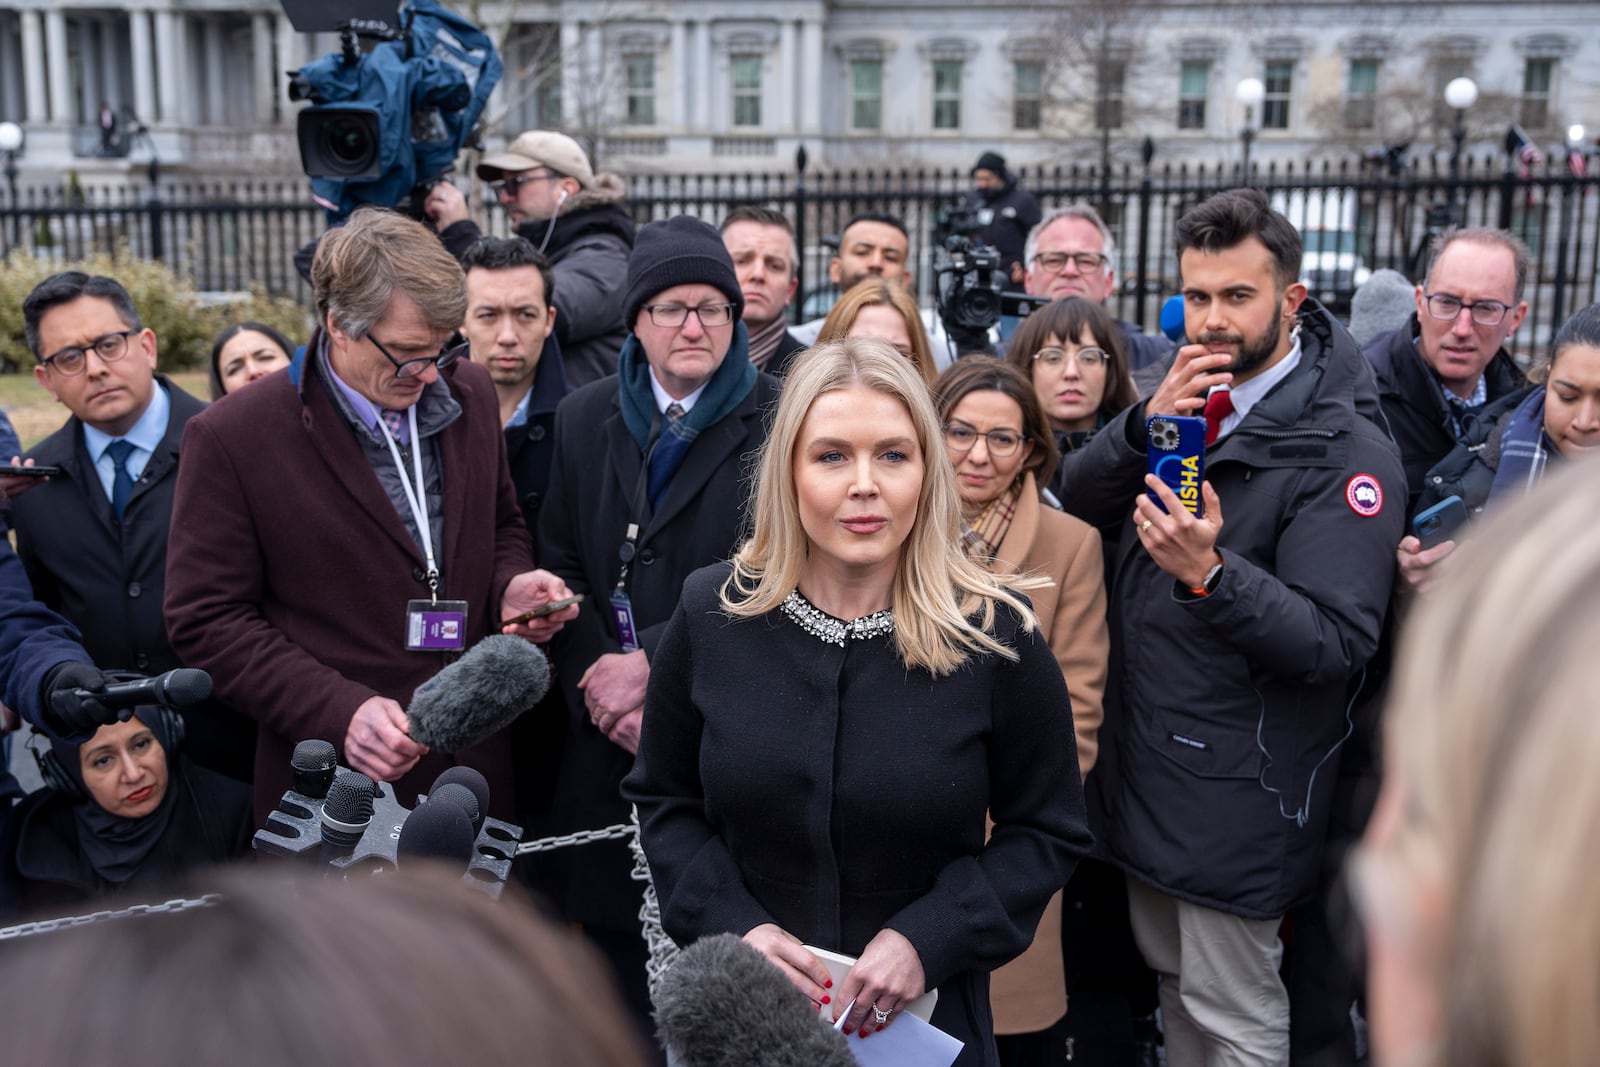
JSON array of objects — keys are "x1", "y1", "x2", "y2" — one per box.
[
  {"x1": 370, "y1": 401, "x2": 440, "y2": 604},
  {"x1": 616, "y1": 410, "x2": 664, "y2": 592}
]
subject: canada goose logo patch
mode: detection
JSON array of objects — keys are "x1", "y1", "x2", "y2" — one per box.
[{"x1": 1346, "y1": 475, "x2": 1383, "y2": 517}]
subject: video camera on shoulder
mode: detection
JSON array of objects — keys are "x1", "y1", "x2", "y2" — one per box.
[{"x1": 280, "y1": 0, "x2": 502, "y2": 224}]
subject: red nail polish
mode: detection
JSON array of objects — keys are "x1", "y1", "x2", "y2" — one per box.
[
  {"x1": 858, "y1": 1029, "x2": 870, "y2": 1040},
  {"x1": 820, "y1": 996, "x2": 830, "y2": 1005},
  {"x1": 824, "y1": 979, "x2": 833, "y2": 988},
  {"x1": 876, "y1": 1025, "x2": 885, "y2": 1032},
  {"x1": 843, "y1": 1028, "x2": 853, "y2": 1036}
]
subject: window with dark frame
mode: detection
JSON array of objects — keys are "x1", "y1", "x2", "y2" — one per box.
[
  {"x1": 852, "y1": 59, "x2": 882, "y2": 130},
  {"x1": 1014, "y1": 60, "x2": 1043, "y2": 130},
  {"x1": 1345, "y1": 59, "x2": 1378, "y2": 130},
  {"x1": 1522, "y1": 58, "x2": 1553, "y2": 129},
  {"x1": 732, "y1": 54, "x2": 762, "y2": 127},
  {"x1": 1262, "y1": 59, "x2": 1293, "y2": 130},
  {"x1": 1096, "y1": 60, "x2": 1126, "y2": 130},
  {"x1": 625, "y1": 54, "x2": 655, "y2": 126},
  {"x1": 1178, "y1": 60, "x2": 1208, "y2": 130},
  {"x1": 933, "y1": 59, "x2": 962, "y2": 129}
]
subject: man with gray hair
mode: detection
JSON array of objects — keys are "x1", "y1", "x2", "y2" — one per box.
[
  {"x1": 1023, "y1": 203, "x2": 1175, "y2": 373},
  {"x1": 166, "y1": 207, "x2": 578, "y2": 819}
]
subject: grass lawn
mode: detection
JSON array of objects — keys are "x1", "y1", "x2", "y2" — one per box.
[{"x1": 0, "y1": 371, "x2": 210, "y2": 450}]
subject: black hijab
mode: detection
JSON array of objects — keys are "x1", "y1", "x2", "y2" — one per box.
[{"x1": 48, "y1": 710, "x2": 182, "y2": 885}]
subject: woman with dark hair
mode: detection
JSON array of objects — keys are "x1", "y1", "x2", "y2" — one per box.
[
  {"x1": 1401, "y1": 302, "x2": 1600, "y2": 589},
  {"x1": 932, "y1": 357, "x2": 1107, "y2": 1065},
  {"x1": 1005, "y1": 298, "x2": 1140, "y2": 504},
  {"x1": 5, "y1": 707, "x2": 252, "y2": 915},
  {"x1": 624, "y1": 337, "x2": 1091, "y2": 1066},
  {"x1": 208, "y1": 321, "x2": 296, "y2": 400}
]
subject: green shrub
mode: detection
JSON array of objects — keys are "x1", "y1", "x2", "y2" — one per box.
[{"x1": 0, "y1": 248, "x2": 311, "y2": 374}]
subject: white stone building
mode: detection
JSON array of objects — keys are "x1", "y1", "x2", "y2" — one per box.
[{"x1": 0, "y1": 0, "x2": 1596, "y2": 185}]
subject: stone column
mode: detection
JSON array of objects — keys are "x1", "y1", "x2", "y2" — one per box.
[
  {"x1": 693, "y1": 21, "x2": 711, "y2": 133},
  {"x1": 21, "y1": 10, "x2": 47, "y2": 124},
  {"x1": 799, "y1": 19, "x2": 822, "y2": 133},
  {"x1": 670, "y1": 18, "x2": 687, "y2": 128},
  {"x1": 559, "y1": 19, "x2": 580, "y2": 128},
  {"x1": 1, "y1": 16, "x2": 25, "y2": 122},
  {"x1": 129, "y1": 9, "x2": 157, "y2": 127},
  {"x1": 45, "y1": 7, "x2": 71, "y2": 124},
  {"x1": 101, "y1": 17, "x2": 124, "y2": 113},
  {"x1": 82, "y1": 21, "x2": 102, "y2": 126},
  {"x1": 203, "y1": 18, "x2": 225, "y2": 125},
  {"x1": 155, "y1": 9, "x2": 181, "y2": 124},
  {"x1": 253, "y1": 13, "x2": 275, "y2": 125},
  {"x1": 778, "y1": 20, "x2": 797, "y2": 133}
]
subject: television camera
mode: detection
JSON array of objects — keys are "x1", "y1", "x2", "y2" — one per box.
[{"x1": 931, "y1": 205, "x2": 1048, "y2": 355}]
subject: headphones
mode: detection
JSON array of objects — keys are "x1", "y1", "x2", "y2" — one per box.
[
  {"x1": 31, "y1": 691, "x2": 186, "y2": 803},
  {"x1": 556, "y1": 188, "x2": 569, "y2": 206}
]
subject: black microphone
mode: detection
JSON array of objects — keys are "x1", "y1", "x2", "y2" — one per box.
[
  {"x1": 68, "y1": 668, "x2": 213, "y2": 713},
  {"x1": 319, "y1": 770, "x2": 376, "y2": 854},
  {"x1": 395, "y1": 797, "x2": 475, "y2": 870},
  {"x1": 407, "y1": 635, "x2": 550, "y2": 753},
  {"x1": 428, "y1": 783, "x2": 481, "y2": 832},
  {"x1": 656, "y1": 934, "x2": 856, "y2": 1067},
  {"x1": 428, "y1": 766, "x2": 490, "y2": 832},
  {"x1": 291, "y1": 740, "x2": 338, "y2": 799}
]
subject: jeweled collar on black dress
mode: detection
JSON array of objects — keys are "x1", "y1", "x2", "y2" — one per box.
[{"x1": 781, "y1": 589, "x2": 895, "y2": 647}]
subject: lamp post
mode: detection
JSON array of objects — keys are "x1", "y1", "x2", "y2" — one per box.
[
  {"x1": 1235, "y1": 77, "x2": 1265, "y2": 185},
  {"x1": 1444, "y1": 76, "x2": 1478, "y2": 222},
  {"x1": 0, "y1": 121, "x2": 22, "y2": 254}
]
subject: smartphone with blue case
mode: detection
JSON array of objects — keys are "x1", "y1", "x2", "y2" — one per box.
[
  {"x1": 1147, "y1": 415, "x2": 1207, "y2": 516},
  {"x1": 1412, "y1": 494, "x2": 1468, "y2": 549}
]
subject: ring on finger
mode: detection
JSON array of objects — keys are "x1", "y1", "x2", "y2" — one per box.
[
  {"x1": 1140, "y1": 519, "x2": 1153, "y2": 533},
  {"x1": 872, "y1": 1002, "x2": 892, "y2": 1025}
]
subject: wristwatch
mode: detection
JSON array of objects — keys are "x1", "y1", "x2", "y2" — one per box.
[{"x1": 1187, "y1": 558, "x2": 1225, "y2": 598}]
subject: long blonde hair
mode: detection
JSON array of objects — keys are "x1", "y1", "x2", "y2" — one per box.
[
  {"x1": 1377, "y1": 456, "x2": 1600, "y2": 1067},
  {"x1": 816, "y1": 279, "x2": 939, "y2": 387},
  {"x1": 720, "y1": 337, "x2": 1037, "y2": 676}
]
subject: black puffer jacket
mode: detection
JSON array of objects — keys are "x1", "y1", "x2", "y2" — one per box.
[
  {"x1": 1362, "y1": 314, "x2": 1526, "y2": 516},
  {"x1": 1059, "y1": 301, "x2": 1405, "y2": 919},
  {"x1": 1411, "y1": 383, "x2": 1537, "y2": 521},
  {"x1": 441, "y1": 174, "x2": 636, "y2": 388}
]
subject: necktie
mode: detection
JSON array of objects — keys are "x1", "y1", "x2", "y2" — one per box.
[
  {"x1": 1203, "y1": 387, "x2": 1235, "y2": 446},
  {"x1": 381, "y1": 409, "x2": 407, "y2": 439},
  {"x1": 106, "y1": 439, "x2": 136, "y2": 520},
  {"x1": 665, "y1": 401, "x2": 686, "y2": 424}
]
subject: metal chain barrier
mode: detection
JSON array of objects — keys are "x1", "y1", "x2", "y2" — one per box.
[
  {"x1": 0, "y1": 893, "x2": 223, "y2": 942},
  {"x1": 513, "y1": 823, "x2": 633, "y2": 855}
]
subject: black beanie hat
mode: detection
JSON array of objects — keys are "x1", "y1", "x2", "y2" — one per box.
[
  {"x1": 623, "y1": 216, "x2": 744, "y2": 330},
  {"x1": 972, "y1": 151, "x2": 1007, "y2": 176}
]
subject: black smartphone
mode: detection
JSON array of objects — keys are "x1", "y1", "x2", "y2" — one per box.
[
  {"x1": 0, "y1": 464, "x2": 62, "y2": 478},
  {"x1": 1146, "y1": 415, "x2": 1207, "y2": 516},
  {"x1": 1412, "y1": 495, "x2": 1468, "y2": 550},
  {"x1": 502, "y1": 593, "x2": 585, "y2": 626}
]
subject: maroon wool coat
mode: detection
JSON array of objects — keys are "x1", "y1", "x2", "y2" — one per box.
[{"x1": 164, "y1": 351, "x2": 533, "y2": 821}]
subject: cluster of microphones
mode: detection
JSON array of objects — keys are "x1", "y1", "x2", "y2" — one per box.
[{"x1": 252, "y1": 635, "x2": 554, "y2": 897}]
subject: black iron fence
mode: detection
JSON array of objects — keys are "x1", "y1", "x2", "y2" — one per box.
[{"x1": 3, "y1": 151, "x2": 1597, "y2": 361}]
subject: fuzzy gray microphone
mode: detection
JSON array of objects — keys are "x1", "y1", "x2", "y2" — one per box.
[
  {"x1": 406, "y1": 635, "x2": 551, "y2": 753},
  {"x1": 655, "y1": 934, "x2": 856, "y2": 1067}
]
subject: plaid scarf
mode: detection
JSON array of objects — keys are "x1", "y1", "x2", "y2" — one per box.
[
  {"x1": 961, "y1": 482, "x2": 1021, "y2": 562},
  {"x1": 1487, "y1": 386, "x2": 1554, "y2": 506}
]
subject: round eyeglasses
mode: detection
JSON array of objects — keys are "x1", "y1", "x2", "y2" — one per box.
[
  {"x1": 39, "y1": 330, "x2": 136, "y2": 376},
  {"x1": 943, "y1": 423, "x2": 1026, "y2": 458}
]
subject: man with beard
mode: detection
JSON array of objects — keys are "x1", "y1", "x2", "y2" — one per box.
[
  {"x1": 1056, "y1": 189, "x2": 1403, "y2": 1066},
  {"x1": 426, "y1": 131, "x2": 635, "y2": 389},
  {"x1": 458, "y1": 236, "x2": 570, "y2": 533}
]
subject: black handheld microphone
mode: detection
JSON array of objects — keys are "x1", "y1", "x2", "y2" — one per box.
[
  {"x1": 319, "y1": 770, "x2": 376, "y2": 854},
  {"x1": 427, "y1": 766, "x2": 490, "y2": 832},
  {"x1": 429, "y1": 783, "x2": 481, "y2": 832},
  {"x1": 656, "y1": 934, "x2": 856, "y2": 1067},
  {"x1": 291, "y1": 740, "x2": 338, "y2": 799},
  {"x1": 407, "y1": 636, "x2": 550, "y2": 753},
  {"x1": 68, "y1": 668, "x2": 213, "y2": 712},
  {"x1": 396, "y1": 797, "x2": 475, "y2": 870}
]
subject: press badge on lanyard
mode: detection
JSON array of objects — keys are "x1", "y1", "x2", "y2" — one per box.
[
  {"x1": 612, "y1": 413, "x2": 662, "y2": 654},
  {"x1": 370, "y1": 401, "x2": 469, "y2": 652}
]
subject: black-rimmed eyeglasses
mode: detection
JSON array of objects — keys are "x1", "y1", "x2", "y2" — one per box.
[
  {"x1": 1423, "y1": 293, "x2": 1514, "y2": 327},
  {"x1": 368, "y1": 335, "x2": 465, "y2": 379},
  {"x1": 640, "y1": 303, "x2": 738, "y2": 328},
  {"x1": 943, "y1": 423, "x2": 1026, "y2": 458},
  {"x1": 39, "y1": 330, "x2": 136, "y2": 376}
]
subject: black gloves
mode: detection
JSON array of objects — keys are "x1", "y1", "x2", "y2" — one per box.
[{"x1": 41, "y1": 661, "x2": 117, "y2": 737}]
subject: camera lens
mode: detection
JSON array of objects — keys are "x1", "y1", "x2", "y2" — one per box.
[{"x1": 321, "y1": 118, "x2": 375, "y2": 170}]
